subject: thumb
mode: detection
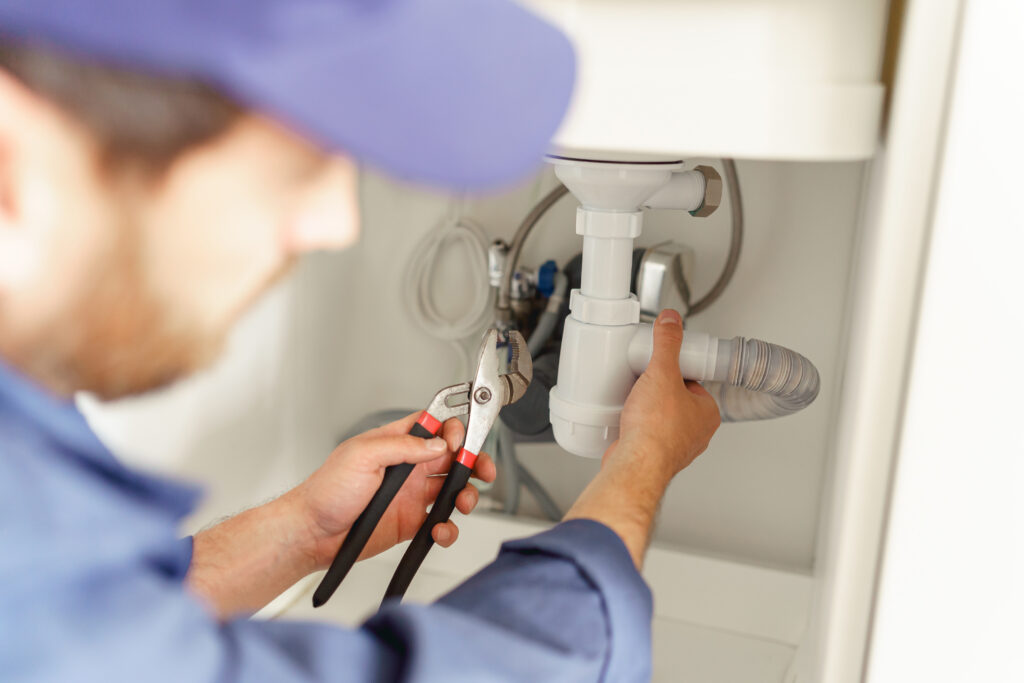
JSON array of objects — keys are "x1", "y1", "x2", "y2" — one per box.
[
  {"x1": 359, "y1": 433, "x2": 451, "y2": 469},
  {"x1": 649, "y1": 309, "x2": 684, "y2": 376}
]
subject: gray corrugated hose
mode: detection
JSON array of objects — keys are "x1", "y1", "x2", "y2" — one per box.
[{"x1": 705, "y1": 337, "x2": 821, "y2": 421}]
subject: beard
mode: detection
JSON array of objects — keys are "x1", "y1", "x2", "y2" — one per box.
[
  {"x1": 9, "y1": 222, "x2": 222, "y2": 401},
  {"x1": 1, "y1": 197, "x2": 297, "y2": 401}
]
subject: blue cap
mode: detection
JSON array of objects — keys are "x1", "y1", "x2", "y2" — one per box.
[{"x1": 0, "y1": 0, "x2": 575, "y2": 190}]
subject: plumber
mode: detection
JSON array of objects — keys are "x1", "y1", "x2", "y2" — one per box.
[{"x1": 0, "y1": 1, "x2": 720, "y2": 681}]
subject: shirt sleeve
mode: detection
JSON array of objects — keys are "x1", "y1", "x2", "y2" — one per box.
[
  {"x1": 429, "y1": 519, "x2": 654, "y2": 681},
  {"x1": 237, "y1": 519, "x2": 654, "y2": 682},
  {"x1": 11, "y1": 519, "x2": 652, "y2": 683}
]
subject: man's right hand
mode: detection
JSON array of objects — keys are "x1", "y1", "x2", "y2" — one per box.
[
  {"x1": 564, "y1": 309, "x2": 721, "y2": 569},
  {"x1": 613, "y1": 308, "x2": 721, "y2": 480}
]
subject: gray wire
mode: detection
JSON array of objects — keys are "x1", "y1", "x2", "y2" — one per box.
[
  {"x1": 497, "y1": 183, "x2": 570, "y2": 319},
  {"x1": 518, "y1": 461, "x2": 563, "y2": 522},
  {"x1": 496, "y1": 268, "x2": 568, "y2": 516},
  {"x1": 497, "y1": 422, "x2": 520, "y2": 515},
  {"x1": 687, "y1": 159, "x2": 744, "y2": 316},
  {"x1": 527, "y1": 271, "x2": 569, "y2": 357}
]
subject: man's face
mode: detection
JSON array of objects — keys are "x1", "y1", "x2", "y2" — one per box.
[{"x1": 0, "y1": 71, "x2": 359, "y2": 398}]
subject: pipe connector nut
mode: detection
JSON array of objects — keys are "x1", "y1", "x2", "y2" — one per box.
[{"x1": 690, "y1": 165, "x2": 723, "y2": 217}]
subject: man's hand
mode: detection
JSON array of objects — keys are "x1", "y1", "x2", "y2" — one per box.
[
  {"x1": 187, "y1": 413, "x2": 494, "y2": 618},
  {"x1": 291, "y1": 412, "x2": 496, "y2": 569},
  {"x1": 612, "y1": 309, "x2": 721, "y2": 479},
  {"x1": 565, "y1": 309, "x2": 721, "y2": 568}
]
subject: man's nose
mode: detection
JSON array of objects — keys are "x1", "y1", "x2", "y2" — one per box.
[{"x1": 285, "y1": 158, "x2": 361, "y2": 253}]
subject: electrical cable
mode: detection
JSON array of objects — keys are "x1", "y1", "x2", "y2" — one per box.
[
  {"x1": 404, "y1": 204, "x2": 495, "y2": 375},
  {"x1": 494, "y1": 270, "x2": 568, "y2": 516},
  {"x1": 687, "y1": 159, "x2": 743, "y2": 316},
  {"x1": 496, "y1": 422, "x2": 520, "y2": 515},
  {"x1": 527, "y1": 270, "x2": 569, "y2": 358}
]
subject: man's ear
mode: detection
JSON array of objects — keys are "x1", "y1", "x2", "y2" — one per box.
[
  {"x1": 0, "y1": 70, "x2": 41, "y2": 290},
  {"x1": 0, "y1": 73, "x2": 18, "y2": 228},
  {"x1": 0, "y1": 139, "x2": 12, "y2": 226}
]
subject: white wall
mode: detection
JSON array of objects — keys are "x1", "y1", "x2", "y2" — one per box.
[{"x1": 866, "y1": 0, "x2": 1024, "y2": 679}]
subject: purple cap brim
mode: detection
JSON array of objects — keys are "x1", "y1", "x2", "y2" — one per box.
[{"x1": 0, "y1": 0, "x2": 575, "y2": 190}]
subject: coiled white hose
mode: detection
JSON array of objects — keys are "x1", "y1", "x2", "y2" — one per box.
[{"x1": 403, "y1": 208, "x2": 494, "y2": 374}]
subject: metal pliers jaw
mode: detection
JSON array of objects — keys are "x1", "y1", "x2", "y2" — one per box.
[
  {"x1": 411, "y1": 328, "x2": 531, "y2": 446},
  {"x1": 312, "y1": 329, "x2": 532, "y2": 609},
  {"x1": 454, "y1": 329, "x2": 531, "y2": 470}
]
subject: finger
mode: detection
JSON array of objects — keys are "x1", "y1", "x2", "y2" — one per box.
[
  {"x1": 686, "y1": 380, "x2": 718, "y2": 409},
  {"x1": 432, "y1": 521, "x2": 459, "y2": 547},
  {"x1": 472, "y1": 452, "x2": 496, "y2": 484},
  {"x1": 359, "y1": 433, "x2": 452, "y2": 468},
  {"x1": 649, "y1": 309, "x2": 683, "y2": 376},
  {"x1": 422, "y1": 450, "x2": 495, "y2": 481},
  {"x1": 687, "y1": 382, "x2": 722, "y2": 423},
  {"x1": 423, "y1": 454, "x2": 454, "y2": 477},
  {"x1": 685, "y1": 380, "x2": 711, "y2": 397},
  {"x1": 423, "y1": 475, "x2": 445, "y2": 500},
  {"x1": 441, "y1": 417, "x2": 466, "y2": 453},
  {"x1": 455, "y1": 484, "x2": 480, "y2": 515}
]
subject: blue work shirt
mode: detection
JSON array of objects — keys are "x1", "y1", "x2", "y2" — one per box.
[{"x1": 0, "y1": 360, "x2": 653, "y2": 682}]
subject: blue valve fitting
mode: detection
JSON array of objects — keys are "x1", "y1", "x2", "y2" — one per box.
[{"x1": 537, "y1": 260, "x2": 558, "y2": 297}]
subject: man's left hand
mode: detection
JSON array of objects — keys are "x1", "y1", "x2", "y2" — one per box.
[
  {"x1": 188, "y1": 412, "x2": 494, "y2": 617},
  {"x1": 289, "y1": 412, "x2": 496, "y2": 571}
]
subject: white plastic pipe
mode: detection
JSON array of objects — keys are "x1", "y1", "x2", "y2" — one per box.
[
  {"x1": 627, "y1": 325, "x2": 723, "y2": 381},
  {"x1": 576, "y1": 207, "x2": 643, "y2": 300},
  {"x1": 549, "y1": 316, "x2": 638, "y2": 457},
  {"x1": 581, "y1": 236, "x2": 633, "y2": 299},
  {"x1": 643, "y1": 169, "x2": 706, "y2": 211}
]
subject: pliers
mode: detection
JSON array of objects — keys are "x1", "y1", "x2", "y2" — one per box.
[{"x1": 312, "y1": 328, "x2": 532, "y2": 608}]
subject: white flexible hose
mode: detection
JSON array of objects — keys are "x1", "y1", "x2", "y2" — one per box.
[{"x1": 403, "y1": 209, "x2": 495, "y2": 374}]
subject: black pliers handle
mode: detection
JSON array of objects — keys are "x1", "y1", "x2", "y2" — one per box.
[{"x1": 312, "y1": 383, "x2": 470, "y2": 608}]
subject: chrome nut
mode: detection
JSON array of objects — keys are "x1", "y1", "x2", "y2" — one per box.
[{"x1": 690, "y1": 165, "x2": 723, "y2": 217}]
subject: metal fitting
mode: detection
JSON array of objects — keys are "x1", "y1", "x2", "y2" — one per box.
[
  {"x1": 690, "y1": 165, "x2": 723, "y2": 217},
  {"x1": 509, "y1": 268, "x2": 536, "y2": 318},
  {"x1": 487, "y1": 240, "x2": 509, "y2": 288}
]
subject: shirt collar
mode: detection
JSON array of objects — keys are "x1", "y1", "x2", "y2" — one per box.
[
  {"x1": 0, "y1": 356, "x2": 201, "y2": 517},
  {"x1": 0, "y1": 357, "x2": 117, "y2": 463}
]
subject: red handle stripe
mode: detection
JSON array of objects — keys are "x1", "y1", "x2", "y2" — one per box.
[
  {"x1": 455, "y1": 447, "x2": 478, "y2": 469},
  {"x1": 416, "y1": 411, "x2": 442, "y2": 436}
]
